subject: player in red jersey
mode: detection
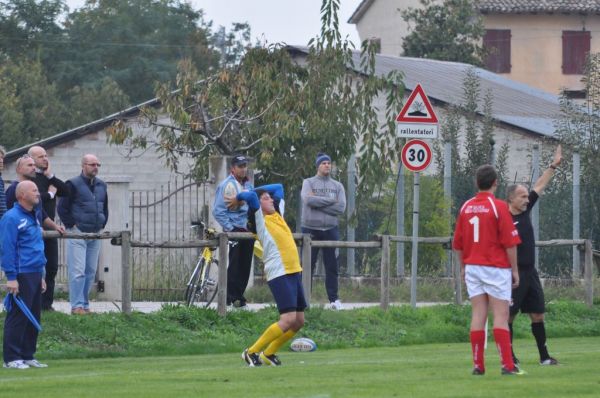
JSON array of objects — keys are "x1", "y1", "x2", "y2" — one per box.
[{"x1": 453, "y1": 165, "x2": 524, "y2": 376}]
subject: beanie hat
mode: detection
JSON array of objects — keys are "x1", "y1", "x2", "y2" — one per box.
[{"x1": 315, "y1": 153, "x2": 331, "y2": 167}]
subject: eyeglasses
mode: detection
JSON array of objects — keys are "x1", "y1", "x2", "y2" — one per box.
[{"x1": 84, "y1": 163, "x2": 101, "y2": 167}]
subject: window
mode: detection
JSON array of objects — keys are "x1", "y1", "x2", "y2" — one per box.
[
  {"x1": 483, "y1": 29, "x2": 511, "y2": 73},
  {"x1": 562, "y1": 31, "x2": 590, "y2": 75}
]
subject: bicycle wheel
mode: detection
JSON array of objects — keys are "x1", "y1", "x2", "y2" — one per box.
[
  {"x1": 199, "y1": 259, "x2": 218, "y2": 308},
  {"x1": 184, "y1": 259, "x2": 203, "y2": 306}
]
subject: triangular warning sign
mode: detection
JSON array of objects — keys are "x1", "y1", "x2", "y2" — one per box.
[{"x1": 396, "y1": 84, "x2": 438, "y2": 124}]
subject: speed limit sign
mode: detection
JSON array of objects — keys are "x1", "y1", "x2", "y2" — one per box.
[{"x1": 401, "y1": 139, "x2": 432, "y2": 172}]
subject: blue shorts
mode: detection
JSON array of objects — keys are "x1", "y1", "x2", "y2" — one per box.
[{"x1": 268, "y1": 272, "x2": 307, "y2": 314}]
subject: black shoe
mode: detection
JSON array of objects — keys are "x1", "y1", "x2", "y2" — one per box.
[
  {"x1": 540, "y1": 357, "x2": 559, "y2": 366},
  {"x1": 502, "y1": 366, "x2": 526, "y2": 376},
  {"x1": 260, "y1": 352, "x2": 282, "y2": 366},
  {"x1": 472, "y1": 367, "x2": 485, "y2": 376},
  {"x1": 242, "y1": 349, "x2": 261, "y2": 367}
]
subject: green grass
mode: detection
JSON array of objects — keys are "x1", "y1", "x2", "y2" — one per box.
[
  {"x1": 1, "y1": 337, "x2": 599, "y2": 397},
  {"x1": 2, "y1": 301, "x2": 599, "y2": 360}
]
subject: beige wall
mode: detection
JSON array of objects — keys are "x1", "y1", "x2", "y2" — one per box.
[
  {"x1": 354, "y1": 0, "x2": 423, "y2": 56},
  {"x1": 484, "y1": 14, "x2": 600, "y2": 94}
]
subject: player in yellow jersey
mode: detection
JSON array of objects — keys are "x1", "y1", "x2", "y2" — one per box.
[{"x1": 230, "y1": 184, "x2": 306, "y2": 367}]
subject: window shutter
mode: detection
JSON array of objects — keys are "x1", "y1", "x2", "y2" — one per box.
[
  {"x1": 483, "y1": 30, "x2": 511, "y2": 73},
  {"x1": 563, "y1": 31, "x2": 591, "y2": 74}
]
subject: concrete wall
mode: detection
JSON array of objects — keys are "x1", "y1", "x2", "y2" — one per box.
[{"x1": 483, "y1": 13, "x2": 600, "y2": 94}]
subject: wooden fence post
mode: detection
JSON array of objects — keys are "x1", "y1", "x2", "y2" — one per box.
[
  {"x1": 380, "y1": 235, "x2": 390, "y2": 310},
  {"x1": 584, "y1": 239, "x2": 594, "y2": 308},
  {"x1": 302, "y1": 234, "x2": 312, "y2": 307},
  {"x1": 120, "y1": 230, "x2": 132, "y2": 315},
  {"x1": 218, "y1": 233, "x2": 229, "y2": 316},
  {"x1": 452, "y1": 250, "x2": 463, "y2": 305}
]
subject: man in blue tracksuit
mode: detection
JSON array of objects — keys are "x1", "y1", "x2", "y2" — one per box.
[
  {"x1": 212, "y1": 155, "x2": 254, "y2": 308},
  {"x1": 1, "y1": 181, "x2": 47, "y2": 369}
]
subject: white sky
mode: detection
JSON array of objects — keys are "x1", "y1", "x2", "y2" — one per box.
[{"x1": 64, "y1": 0, "x2": 363, "y2": 47}]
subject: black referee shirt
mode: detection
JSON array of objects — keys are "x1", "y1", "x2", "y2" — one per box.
[{"x1": 512, "y1": 190, "x2": 539, "y2": 270}]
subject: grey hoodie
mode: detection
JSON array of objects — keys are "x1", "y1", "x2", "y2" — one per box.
[{"x1": 301, "y1": 175, "x2": 346, "y2": 230}]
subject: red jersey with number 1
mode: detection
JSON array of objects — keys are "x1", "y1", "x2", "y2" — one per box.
[{"x1": 452, "y1": 192, "x2": 521, "y2": 268}]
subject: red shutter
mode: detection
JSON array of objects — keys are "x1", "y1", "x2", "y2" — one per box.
[
  {"x1": 563, "y1": 31, "x2": 591, "y2": 74},
  {"x1": 483, "y1": 30, "x2": 511, "y2": 73}
]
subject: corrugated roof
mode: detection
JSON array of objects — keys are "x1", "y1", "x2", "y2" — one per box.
[
  {"x1": 479, "y1": 0, "x2": 600, "y2": 14},
  {"x1": 290, "y1": 46, "x2": 560, "y2": 138}
]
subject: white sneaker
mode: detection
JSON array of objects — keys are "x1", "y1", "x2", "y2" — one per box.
[
  {"x1": 329, "y1": 300, "x2": 343, "y2": 310},
  {"x1": 23, "y1": 359, "x2": 48, "y2": 368},
  {"x1": 3, "y1": 360, "x2": 29, "y2": 369}
]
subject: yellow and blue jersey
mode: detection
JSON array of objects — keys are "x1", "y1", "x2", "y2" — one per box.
[{"x1": 237, "y1": 184, "x2": 301, "y2": 281}]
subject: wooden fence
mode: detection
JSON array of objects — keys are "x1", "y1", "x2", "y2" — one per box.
[{"x1": 38, "y1": 231, "x2": 594, "y2": 316}]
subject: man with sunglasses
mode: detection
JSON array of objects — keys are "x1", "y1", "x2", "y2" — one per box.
[{"x1": 58, "y1": 154, "x2": 108, "y2": 315}]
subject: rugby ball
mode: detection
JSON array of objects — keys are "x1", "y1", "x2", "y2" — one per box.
[{"x1": 290, "y1": 337, "x2": 317, "y2": 352}]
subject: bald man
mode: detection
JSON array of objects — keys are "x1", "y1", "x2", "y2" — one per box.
[
  {"x1": 28, "y1": 146, "x2": 70, "y2": 311},
  {"x1": 58, "y1": 154, "x2": 108, "y2": 315},
  {"x1": 1, "y1": 181, "x2": 48, "y2": 369}
]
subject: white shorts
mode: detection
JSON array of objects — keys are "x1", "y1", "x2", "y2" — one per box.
[{"x1": 465, "y1": 265, "x2": 512, "y2": 301}]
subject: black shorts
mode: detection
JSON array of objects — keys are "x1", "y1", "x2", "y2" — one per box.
[{"x1": 510, "y1": 267, "x2": 545, "y2": 316}]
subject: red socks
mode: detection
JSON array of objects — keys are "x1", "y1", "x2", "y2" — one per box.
[
  {"x1": 493, "y1": 328, "x2": 515, "y2": 370},
  {"x1": 470, "y1": 330, "x2": 486, "y2": 371}
]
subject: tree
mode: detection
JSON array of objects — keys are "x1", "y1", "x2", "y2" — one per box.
[
  {"x1": 401, "y1": 0, "x2": 485, "y2": 65},
  {"x1": 108, "y1": 0, "x2": 405, "y2": 225},
  {"x1": 67, "y1": 77, "x2": 131, "y2": 127},
  {"x1": 0, "y1": 0, "x2": 66, "y2": 61},
  {"x1": 554, "y1": 53, "x2": 600, "y2": 245},
  {"x1": 433, "y1": 68, "x2": 509, "y2": 213},
  {"x1": 0, "y1": 59, "x2": 67, "y2": 149},
  {"x1": 58, "y1": 0, "x2": 222, "y2": 103}
]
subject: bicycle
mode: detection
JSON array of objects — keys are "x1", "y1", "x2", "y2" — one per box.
[{"x1": 184, "y1": 221, "x2": 219, "y2": 307}]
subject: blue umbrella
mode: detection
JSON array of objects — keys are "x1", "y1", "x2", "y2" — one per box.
[{"x1": 3, "y1": 293, "x2": 42, "y2": 332}]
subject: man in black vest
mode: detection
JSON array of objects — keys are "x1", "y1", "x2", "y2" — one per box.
[
  {"x1": 28, "y1": 146, "x2": 70, "y2": 311},
  {"x1": 58, "y1": 154, "x2": 108, "y2": 315}
]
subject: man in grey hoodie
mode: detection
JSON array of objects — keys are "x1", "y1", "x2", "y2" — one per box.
[{"x1": 301, "y1": 153, "x2": 346, "y2": 310}]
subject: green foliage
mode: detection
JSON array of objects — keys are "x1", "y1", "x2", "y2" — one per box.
[
  {"x1": 109, "y1": 0, "x2": 405, "y2": 226},
  {"x1": 554, "y1": 53, "x2": 600, "y2": 245},
  {"x1": 433, "y1": 68, "x2": 509, "y2": 215},
  {"x1": 356, "y1": 173, "x2": 450, "y2": 276},
  {"x1": 67, "y1": 77, "x2": 131, "y2": 127},
  {"x1": 401, "y1": 0, "x2": 485, "y2": 64},
  {"x1": 0, "y1": 58, "x2": 67, "y2": 148}
]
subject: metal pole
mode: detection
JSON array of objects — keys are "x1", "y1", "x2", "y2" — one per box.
[
  {"x1": 443, "y1": 141, "x2": 452, "y2": 277},
  {"x1": 573, "y1": 152, "x2": 581, "y2": 276},
  {"x1": 347, "y1": 154, "x2": 356, "y2": 275},
  {"x1": 302, "y1": 234, "x2": 312, "y2": 307},
  {"x1": 452, "y1": 250, "x2": 463, "y2": 305},
  {"x1": 584, "y1": 240, "x2": 593, "y2": 308},
  {"x1": 410, "y1": 172, "x2": 420, "y2": 308},
  {"x1": 531, "y1": 144, "x2": 540, "y2": 270},
  {"x1": 120, "y1": 231, "x2": 132, "y2": 315},
  {"x1": 217, "y1": 233, "x2": 229, "y2": 316},
  {"x1": 380, "y1": 235, "x2": 390, "y2": 310},
  {"x1": 397, "y1": 163, "x2": 405, "y2": 277}
]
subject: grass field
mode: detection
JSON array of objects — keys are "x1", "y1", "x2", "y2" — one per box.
[{"x1": 2, "y1": 336, "x2": 599, "y2": 397}]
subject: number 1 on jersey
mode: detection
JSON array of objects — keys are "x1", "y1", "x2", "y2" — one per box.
[{"x1": 469, "y1": 216, "x2": 480, "y2": 243}]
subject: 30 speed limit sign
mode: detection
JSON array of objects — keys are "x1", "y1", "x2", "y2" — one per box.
[{"x1": 401, "y1": 139, "x2": 432, "y2": 172}]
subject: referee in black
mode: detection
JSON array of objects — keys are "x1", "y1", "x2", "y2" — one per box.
[{"x1": 506, "y1": 144, "x2": 562, "y2": 367}]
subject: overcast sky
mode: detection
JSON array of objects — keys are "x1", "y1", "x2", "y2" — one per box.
[{"x1": 64, "y1": 0, "x2": 363, "y2": 46}]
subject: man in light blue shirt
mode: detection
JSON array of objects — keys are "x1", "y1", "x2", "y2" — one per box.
[{"x1": 213, "y1": 155, "x2": 254, "y2": 308}]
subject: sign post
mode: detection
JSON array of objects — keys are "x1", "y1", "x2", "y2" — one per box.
[{"x1": 397, "y1": 84, "x2": 437, "y2": 308}]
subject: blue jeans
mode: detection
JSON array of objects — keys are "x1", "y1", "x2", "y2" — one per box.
[{"x1": 67, "y1": 227, "x2": 101, "y2": 310}]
